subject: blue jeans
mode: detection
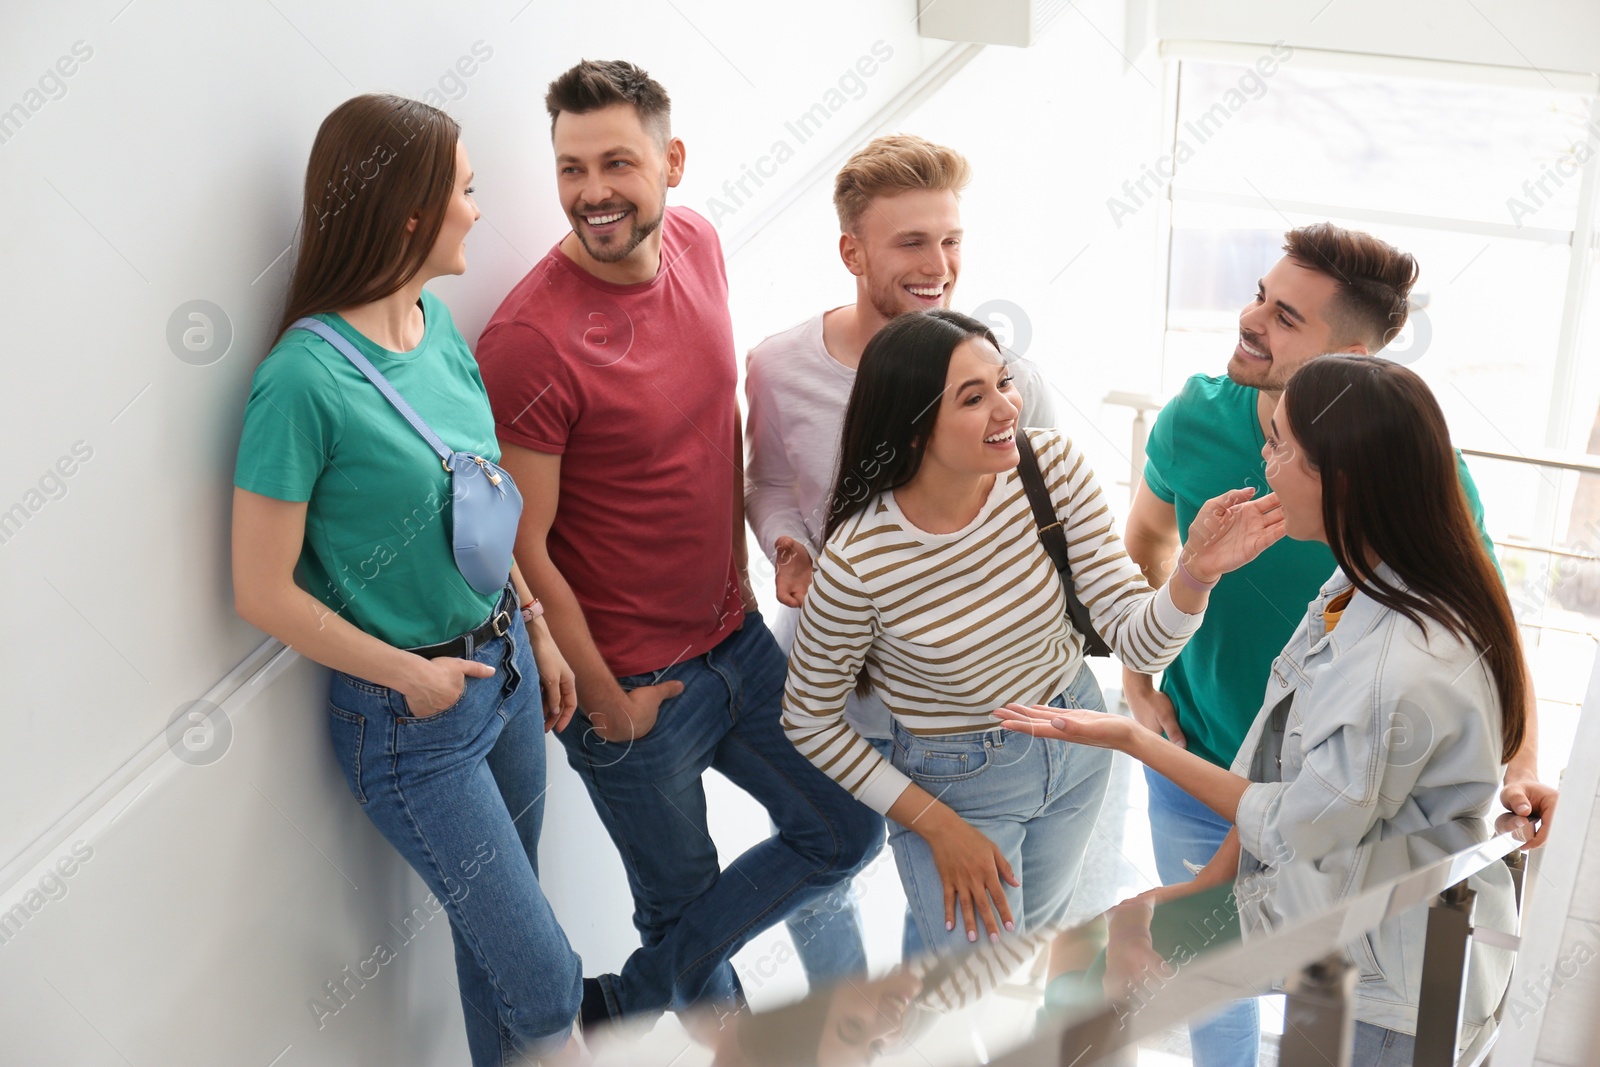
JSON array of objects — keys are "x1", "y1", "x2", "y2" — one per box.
[
  {"x1": 1352, "y1": 1021, "x2": 1415, "y2": 1066},
  {"x1": 1145, "y1": 766, "x2": 1261, "y2": 1067},
  {"x1": 325, "y1": 611, "x2": 581, "y2": 1066},
  {"x1": 889, "y1": 664, "x2": 1113, "y2": 954},
  {"x1": 784, "y1": 737, "x2": 924, "y2": 986},
  {"x1": 556, "y1": 612, "x2": 883, "y2": 1019}
]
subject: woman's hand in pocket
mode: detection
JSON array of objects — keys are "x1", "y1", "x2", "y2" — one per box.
[
  {"x1": 398, "y1": 656, "x2": 496, "y2": 717},
  {"x1": 890, "y1": 785, "x2": 1019, "y2": 943}
]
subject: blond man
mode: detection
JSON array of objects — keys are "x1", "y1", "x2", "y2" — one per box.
[{"x1": 743, "y1": 135, "x2": 1056, "y2": 983}]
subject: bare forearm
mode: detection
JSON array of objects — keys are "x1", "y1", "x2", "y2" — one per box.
[
  {"x1": 508, "y1": 560, "x2": 560, "y2": 649},
  {"x1": 1193, "y1": 827, "x2": 1241, "y2": 887},
  {"x1": 1129, "y1": 729, "x2": 1250, "y2": 822},
  {"x1": 733, "y1": 478, "x2": 753, "y2": 601},
  {"x1": 1125, "y1": 530, "x2": 1179, "y2": 590},
  {"x1": 237, "y1": 582, "x2": 421, "y2": 691},
  {"x1": 516, "y1": 550, "x2": 623, "y2": 709}
]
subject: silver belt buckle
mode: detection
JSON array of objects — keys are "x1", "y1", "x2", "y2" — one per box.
[{"x1": 491, "y1": 607, "x2": 511, "y2": 637}]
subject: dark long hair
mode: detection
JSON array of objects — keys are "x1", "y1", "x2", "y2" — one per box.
[
  {"x1": 823, "y1": 309, "x2": 1003, "y2": 542},
  {"x1": 1284, "y1": 356, "x2": 1526, "y2": 760},
  {"x1": 275, "y1": 94, "x2": 461, "y2": 339}
]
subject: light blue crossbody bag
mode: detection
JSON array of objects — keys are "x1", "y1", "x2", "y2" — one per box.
[{"x1": 291, "y1": 317, "x2": 523, "y2": 596}]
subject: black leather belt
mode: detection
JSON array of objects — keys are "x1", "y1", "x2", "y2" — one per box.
[{"x1": 405, "y1": 588, "x2": 517, "y2": 660}]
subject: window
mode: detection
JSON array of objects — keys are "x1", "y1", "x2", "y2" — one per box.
[{"x1": 1161, "y1": 52, "x2": 1600, "y2": 770}]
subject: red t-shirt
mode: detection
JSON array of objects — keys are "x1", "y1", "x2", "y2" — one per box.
[{"x1": 476, "y1": 207, "x2": 744, "y2": 677}]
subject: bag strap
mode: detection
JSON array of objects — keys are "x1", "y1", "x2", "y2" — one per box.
[
  {"x1": 1015, "y1": 430, "x2": 1068, "y2": 572},
  {"x1": 291, "y1": 317, "x2": 453, "y2": 465},
  {"x1": 1015, "y1": 431, "x2": 1113, "y2": 658}
]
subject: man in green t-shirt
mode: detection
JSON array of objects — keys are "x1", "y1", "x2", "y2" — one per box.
[{"x1": 1121, "y1": 222, "x2": 1554, "y2": 1067}]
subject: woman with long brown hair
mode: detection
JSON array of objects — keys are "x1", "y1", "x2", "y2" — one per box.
[
  {"x1": 782, "y1": 309, "x2": 1284, "y2": 955},
  {"x1": 231, "y1": 94, "x2": 583, "y2": 1064},
  {"x1": 999, "y1": 355, "x2": 1527, "y2": 1063}
]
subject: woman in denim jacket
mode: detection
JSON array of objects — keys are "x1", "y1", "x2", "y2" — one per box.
[{"x1": 998, "y1": 355, "x2": 1531, "y2": 1064}]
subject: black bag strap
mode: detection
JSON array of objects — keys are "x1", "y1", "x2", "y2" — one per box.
[{"x1": 1015, "y1": 431, "x2": 1113, "y2": 658}]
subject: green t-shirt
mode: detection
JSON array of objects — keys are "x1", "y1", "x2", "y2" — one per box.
[
  {"x1": 1143, "y1": 373, "x2": 1496, "y2": 768},
  {"x1": 233, "y1": 291, "x2": 503, "y2": 649}
]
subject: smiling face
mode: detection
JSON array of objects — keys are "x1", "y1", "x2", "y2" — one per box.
[
  {"x1": 1231, "y1": 255, "x2": 1365, "y2": 393},
  {"x1": 1262, "y1": 396, "x2": 1326, "y2": 542},
  {"x1": 918, "y1": 336, "x2": 1021, "y2": 481},
  {"x1": 843, "y1": 188, "x2": 962, "y2": 324},
  {"x1": 418, "y1": 139, "x2": 480, "y2": 278},
  {"x1": 552, "y1": 102, "x2": 683, "y2": 268}
]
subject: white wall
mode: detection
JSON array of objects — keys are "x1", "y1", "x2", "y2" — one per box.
[
  {"x1": 0, "y1": 0, "x2": 954, "y2": 876},
  {"x1": 0, "y1": 2, "x2": 962, "y2": 1061}
]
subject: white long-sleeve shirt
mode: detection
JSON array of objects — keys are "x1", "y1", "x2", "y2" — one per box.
[{"x1": 782, "y1": 428, "x2": 1204, "y2": 815}]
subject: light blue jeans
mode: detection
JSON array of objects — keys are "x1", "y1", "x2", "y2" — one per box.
[
  {"x1": 1351, "y1": 1022, "x2": 1415, "y2": 1065},
  {"x1": 325, "y1": 605, "x2": 581, "y2": 1066},
  {"x1": 556, "y1": 612, "x2": 883, "y2": 1020},
  {"x1": 888, "y1": 664, "x2": 1114, "y2": 954},
  {"x1": 1146, "y1": 766, "x2": 1261, "y2": 1067},
  {"x1": 1351, "y1": 1022, "x2": 1415, "y2": 1066}
]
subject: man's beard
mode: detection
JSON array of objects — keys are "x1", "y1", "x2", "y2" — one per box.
[{"x1": 572, "y1": 198, "x2": 666, "y2": 264}]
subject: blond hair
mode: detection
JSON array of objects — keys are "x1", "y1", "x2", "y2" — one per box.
[{"x1": 832, "y1": 135, "x2": 971, "y2": 233}]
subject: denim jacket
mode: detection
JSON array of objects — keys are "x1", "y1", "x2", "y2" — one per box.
[{"x1": 1230, "y1": 564, "x2": 1516, "y2": 1042}]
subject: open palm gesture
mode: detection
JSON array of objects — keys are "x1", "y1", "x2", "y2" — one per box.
[{"x1": 1181, "y1": 487, "x2": 1286, "y2": 582}]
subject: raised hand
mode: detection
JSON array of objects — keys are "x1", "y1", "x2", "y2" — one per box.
[{"x1": 1181, "y1": 487, "x2": 1287, "y2": 582}]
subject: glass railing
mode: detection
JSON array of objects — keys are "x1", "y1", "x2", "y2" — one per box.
[{"x1": 582, "y1": 819, "x2": 1533, "y2": 1067}]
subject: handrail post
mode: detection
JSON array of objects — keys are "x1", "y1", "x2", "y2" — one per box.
[
  {"x1": 1280, "y1": 952, "x2": 1355, "y2": 1067},
  {"x1": 1415, "y1": 879, "x2": 1477, "y2": 1065},
  {"x1": 1505, "y1": 848, "x2": 1527, "y2": 913}
]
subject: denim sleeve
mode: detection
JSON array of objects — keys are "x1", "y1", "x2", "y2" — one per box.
[{"x1": 1236, "y1": 632, "x2": 1499, "y2": 865}]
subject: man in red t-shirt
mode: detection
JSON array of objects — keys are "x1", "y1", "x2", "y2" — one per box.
[{"x1": 477, "y1": 59, "x2": 881, "y2": 1029}]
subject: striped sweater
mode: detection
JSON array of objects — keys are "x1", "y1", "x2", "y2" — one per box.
[{"x1": 782, "y1": 428, "x2": 1204, "y2": 815}]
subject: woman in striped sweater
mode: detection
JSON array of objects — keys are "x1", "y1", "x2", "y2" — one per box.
[{"x1": 782, "y1": 309, "x2": 1284, "y2": 954}]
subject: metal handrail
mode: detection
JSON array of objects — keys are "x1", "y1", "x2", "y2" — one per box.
[{"x1": 1460, "y1": 445, "x2": 1600, "y2": 477}]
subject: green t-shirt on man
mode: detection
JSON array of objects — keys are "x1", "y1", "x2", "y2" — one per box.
[
  {"x1": 1143, "y1": 373, "x2": 1496, "y2": 769},
  {"x1": 233, "y1": 290, "x2": 503, "y2": 650}
]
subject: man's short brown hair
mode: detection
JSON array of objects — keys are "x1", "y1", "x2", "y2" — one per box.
[
  {"x1": 544, "y1": 59, "x2": 671, "y2": 145},
  {"x1": 1283, "y1": 222, "x2": 1419, "y2": 351},
  {"x1": 833, "y1": 135, "x2": 971, "y2": 233}
]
